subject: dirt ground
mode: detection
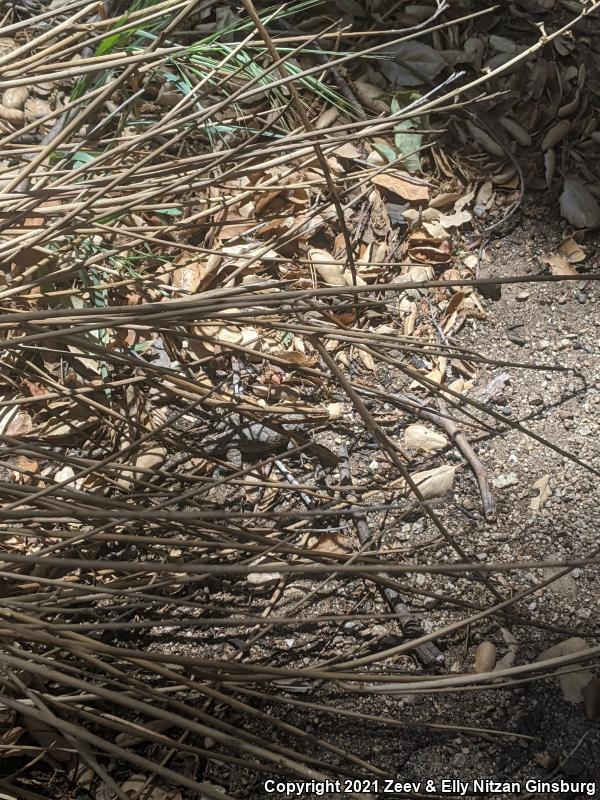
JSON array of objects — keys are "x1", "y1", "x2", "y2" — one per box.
[{"x1": 188, "y1": 216, "x2": 600, "y2": 800}]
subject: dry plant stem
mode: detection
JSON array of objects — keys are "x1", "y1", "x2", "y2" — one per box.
[
  {"x1": 7, "y1": 0, "x2": 200, "y2": 197},
  {"x1": 337, "y1": 443, "x2": 444, "y2": 669},
  {"x1": 312, "y1": 337, "x2": 504, "y2": 603},
  {"x1": 417, "y1": 398, "x2": 496, "y2": 522},
  {"x1": 241, "y1": 0, "x2": 358, "y2": 285}
]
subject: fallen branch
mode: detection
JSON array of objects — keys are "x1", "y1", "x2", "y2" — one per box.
[{"x1": 416, "y1": 398, "x2": 496, "y2": 522}]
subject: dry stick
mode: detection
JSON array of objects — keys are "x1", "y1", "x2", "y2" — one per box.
[
  {"x1": 6, "y1": 0, "x2": 197, "y2": 198},
  {"x1": 337, "y1": 442, "x2": 444, "y2": 669},
  {"x1": 0, "y1": 0, "x2": 192, "y2": 73},
  {"x1": 312, "y1": 337, "x2": 504, "y2": 603},
  {"x1": 240, "y1": 0, "x2": 358, "y2": 286},
  {"x1": 0, "y1": 12, "x2": 324, "y2": 264},
  {"x1": 416, "y1": 397, "x2": 496, "y2": 522},
  {"x1": 0, "y1": 640, "x2": 368, "y2": 797}
]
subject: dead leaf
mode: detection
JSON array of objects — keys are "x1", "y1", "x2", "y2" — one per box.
[
  {"x1": 246, "y1": 572, "x2": 281, "y2": 591},
  {"x1": 12, "y1": 455, "x2": 39, "y2": 484},
  {"x1": 272, "y1": 351, "x2": 318, "y2": 368},
  {"x1": 559, "y1": 179, "x2": 600, "y2": 228},
  {"x1": 403, "y1": 423, "x2": 448, "y2": 452},
  {"x1": 357, "y1": 347, "x2": 375, "y2": 371},
  {"x1": 353, "y1": 80, "x2": 390, "y2": 114},
  {"x1": 136, "y1": 445, "x2": 167, "y2": 472},
  {"x1": 312, "y1": 531, "x2": 351, "y2": 554},
  {"x1": 537, "y1": 638, "x2": 594, "y2": 703},
  {"x1": 332, "y1": 142, "x2": 361, "y2": 159},
  {"x1": 474, "y1": 641, "x2": 497, "y2": 673},
  {"x1": 371, "y1": 172, "x2": 429, "y2": 201},
  {"x1": 4, "y1": 409, "x2": 33, "y2": 437},
  {"x1": 406, "y1": 465, "x2": 455, "y2": 499},
  {"x1": 172, "y1": 257, "x2": 203, "y2": 293},
  {"x1": 316, "y1": 106, "x2": 339, "y2": 129},
  {"x1": 541, "y1": 120, "x2": 570, "y2": 151},
  {"x1": 558, "y1": 236, "x2": 586, "y2": 263},
  {"x1": 530, "y1": 474, "x2": 551, "y2": 511},
  {"x1": 380, "y1": 41, "x2": 446, "y2": 87},
  {"x1": 494, "y1": 628, "x2": 518, "y2": 671},
  {"x1": 541, "y1": 253, "x2": 577, "y2": 276},
  {"x1": 309, "y1": 248, "x2": 358, "y2": 286}
]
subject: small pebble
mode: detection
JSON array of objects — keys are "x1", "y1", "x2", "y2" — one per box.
[
  {"x1": 492, "y1": 473, "x2": 519, "y2": 489},
  {"x1": 516, "y1": 291, "x2": 530, "y2": 302}
]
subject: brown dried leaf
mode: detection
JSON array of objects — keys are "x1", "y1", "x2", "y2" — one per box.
[
  {"x1": 541, "y1": 253, "x2": 577, "y2": 275},
  {"x1": 312, "y1": 531, "x2": 351, "y2": 554},
  {"x1": 558, "y1": 236, "x2": 586, "y2": 263},
  {"x1": 474, "y1": 641, "x2": 497, "y2": 673},
  {"x1": 371, "y1": 171, "x2": 429, "y2": 201},
  {"x1": 172, "y1": 258, "x2": 204, "y2": 293}
]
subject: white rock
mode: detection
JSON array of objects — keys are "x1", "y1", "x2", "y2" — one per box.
[{"x1": 491, "y1": 472, "x2": 519, "y2": 489}]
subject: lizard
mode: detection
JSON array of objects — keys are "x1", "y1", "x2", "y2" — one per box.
[{"x1": 202, "y1": 412, "x2": 337, "y2": 467}]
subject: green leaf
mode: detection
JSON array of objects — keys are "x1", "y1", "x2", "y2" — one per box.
[
  {"x1": 373, "y1": 142, "x2": 397, "y2": 164},
  {"x1": 394, "y1": 119, "x2": 422, "y2": 173}
]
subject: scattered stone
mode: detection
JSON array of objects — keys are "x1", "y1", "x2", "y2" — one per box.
[
  {"x1": 516, "y1": 291, "x2": 530, "y2": 301},
  {"x1": 452, "y1": 753, "x2": 466, "y2": 768},
  {"x1": 528, "y1": 395, "x2": 543, "y2": 406},
  {"x1": 492, "y1": 472, "x2": 519, "y2": 489}
]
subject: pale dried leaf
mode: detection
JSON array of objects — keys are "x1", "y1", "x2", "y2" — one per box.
[
  {"x1": 312, "y1": 531, "x2": 351, "y2": 554},
  {"x1": 530, "y1": 474, "x2": 551, "y2": 511},
  {"x1": 403, "y1": 423, "x2": 448, "y2": 452},
  {"x1": 474, "y1": 641, "x2": 497, "y2": 673},
  {"x1": 406, "y1": 465, "x2": 455, "y2": 499},
  {"x1": 537, "y1": 638, "x2": 594, "y2": 703},
  {"x1": 357, "y1": 347, "x2": 376, "y2": 371},
  {"x1": 309, "y1": 248, "x2": 355, "y2": 286}
]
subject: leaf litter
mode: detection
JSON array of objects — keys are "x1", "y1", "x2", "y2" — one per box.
[{"x1": 0, "y1": 0, "x2": 599, "y2": 797}]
